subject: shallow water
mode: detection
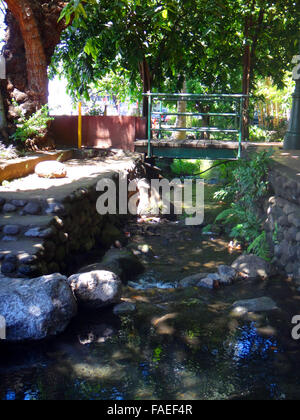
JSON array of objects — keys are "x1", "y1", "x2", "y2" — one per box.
[{"x1": 1, "y1": 185, "x2": 300, "y2": 400}]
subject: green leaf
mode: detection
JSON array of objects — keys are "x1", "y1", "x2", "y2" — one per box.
[{"x1": 162, "y1": 9, "x2": 168, "y2": 19}]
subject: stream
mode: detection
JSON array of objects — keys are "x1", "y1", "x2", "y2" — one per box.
[{"x1": 1, "y1": 184, "x2": 300, "y2": 400}]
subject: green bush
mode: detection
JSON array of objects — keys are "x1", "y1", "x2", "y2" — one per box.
[
  {"x1": 214, "y1": 150, "x2": 273, "y2": 261},
  {"x1": 11, "y1": 104, "x2": 54, "y2": 143},
  {"x1": 170, "y1": 159, "x2": 201, "y2": 176},
  {"x1": 249, "y1": 125, "x2": 272, "y2": 142}
]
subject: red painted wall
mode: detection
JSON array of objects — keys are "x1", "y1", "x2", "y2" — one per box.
[{"x1": 51, "y1": 116, "x2": 147, "y2": 151}]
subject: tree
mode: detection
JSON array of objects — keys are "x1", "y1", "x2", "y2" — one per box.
[
  {"x1": 54, "y1": 0, "x2": 300, "y2": 137},
  {"x1": 1, "y1": 0, "x2": 66, "y2": 134},
  {"x1": 52, "y1": 0, "x2": 223, "y2": 117},
  {"x1": 217, "y1": 0, "x2": 300, "y2": 138}
]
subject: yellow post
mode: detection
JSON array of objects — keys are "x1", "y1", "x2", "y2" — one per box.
[{"x1": 78, "y1": 101, "x2": 82, "y2": 149}]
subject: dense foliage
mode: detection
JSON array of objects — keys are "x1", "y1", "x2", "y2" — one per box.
[
  {"x1": 52, "y1": 0, "x2": 300, "y2": 108},
  {"x1": 214, "y1": 150, "x2": 273, "y2": 260}
]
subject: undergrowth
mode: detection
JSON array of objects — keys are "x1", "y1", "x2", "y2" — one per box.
[
  {"x1": 214, "y1": 150, "x2": 273, "y2": 261},
  {"x1": 11, "y1": 103, "x2": 54, "y2": 144}
]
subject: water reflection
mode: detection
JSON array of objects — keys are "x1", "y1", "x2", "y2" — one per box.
[
  {"x1": 228, "y1": 323, "x2": 279, "y2": 362},
  {"x1": 1, "y1": 186, "x2": 300, "y2": 399},
  {"x1": 0, "y1": 283, "x2": 297, "y2": 401}
]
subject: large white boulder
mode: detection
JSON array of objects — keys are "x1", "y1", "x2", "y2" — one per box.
[
  {"x1": 0, "y1": 274, "x2": 77, "y2": 342},
  {"x1": 68, "y1": 270, "x2": 122, "y2": 309},
  {"x1": 35, "y1": 161, "x2": 67, "y2": 179}
]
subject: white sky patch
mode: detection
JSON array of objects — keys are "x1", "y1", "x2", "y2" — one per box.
[{"x1": 48, "y1": 76, "x2": 76, "y2": 116}]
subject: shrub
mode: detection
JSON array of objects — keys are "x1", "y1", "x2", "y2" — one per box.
[
  {"x1": 214, "y1": 150, "x2": 273, "y2": 261},
  {"x1": 249, "y1": 125, "x2": 272, "y2": 142},
  {"x1": 11, "y1": 104, "x2": 54, "y2": 143},
  {"x1": 170, "y1": 159, "x2": 201, "y2": 176}
]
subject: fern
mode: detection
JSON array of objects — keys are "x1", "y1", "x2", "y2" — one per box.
[
  {"x1": 247, "y1": 232, "x2": 270, "y2": 262},
  {"x1": 214, "y1": 151, "x2": 273, "y2": 261}
]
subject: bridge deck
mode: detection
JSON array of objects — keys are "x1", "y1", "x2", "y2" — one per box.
[
  {"x1": 135, "y1": 140, "x2": 280, "y2": 160},
  {"x1": 135, "y1": 139, "x2": 240, "y2": 149}
]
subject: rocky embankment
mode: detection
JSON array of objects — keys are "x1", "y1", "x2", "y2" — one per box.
[{"x1": 0, "y1": 246, "x2": 277, "y2": 342}]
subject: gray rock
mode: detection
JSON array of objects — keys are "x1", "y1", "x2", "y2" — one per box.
[
  {"x1": 197, "y1": 274, "x2": 220, "y2": 289},
  {"x1": 79, "y1": 248, "x2": 144, "y2": 282},
  {"x1": 231, "y1": 254, "x2": 272, "y2": 280},
  {"x1": 4, "y1": 254, "x2": 18, "y2": 264},
  {"x1": 3, "y1": 203, "x2": 17, "y2": 213},
  {"x1": 1, "y1": 261, "x2": 16, "y2": 274},
  {"x1": 10, "y1": 200, "x2": 27, "y2": 208},
  {"x1": 0, "y1": 273, "x2": 77, "y2": 341},
  {"x1": 18, "y1": 264, "x2": 38, "y2": 277},
  {"x1": 24, "y1": 202, "x2": 41, "y2": 215},
  {"x1": 113, "y1": 302, "x2": 136, "y2": 315},
  {"x1": 217, "y1": 265, "x2": 237, "y2": 285},
  {"x1": 179, "y1": 273, "x2": 210, "y2": 288},
  {"x1": 232, "y1": 297, "x2": 278, "y2": 315},
  {"x1": 3, "y1": 225, "x2": 20, "y2": 236},
  {"x1": 45, "y1": 202, "x2": 65, "y2": 215},
  {"x1": 35, "y1": 161, "x2": 67, "y2": 179},
  {"x1": 68, "y1": 270, "x2": 122, "y2": 309},
  {"x1": 24, "y1": 227, "x2": 41, "y2": 237},
  {"x1": 24, "y1": 227, "x2": 53, "y2": 238}
]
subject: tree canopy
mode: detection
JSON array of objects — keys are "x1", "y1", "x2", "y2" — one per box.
[{"x1": 52, "y1": 0, "x2": 300, "y2": 107}]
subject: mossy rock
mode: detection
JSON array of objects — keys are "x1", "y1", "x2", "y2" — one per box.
[
  {"x1": 100, "y1": 223, "x2": 125, "y2": 247},
  {"x1": 78, "y1": 248, "x2": 144, "y2": 283}
]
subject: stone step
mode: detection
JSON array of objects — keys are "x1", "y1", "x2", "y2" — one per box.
[
  {"x1": 0, "y1": 214, "x2": 54, "y2": 241},
  {"x1": 0, "y1": 238, "x2": 44, "y2": 259},
  {"x1": 0, "y1": 238, "x2": 45, "y2": 276},
  {"x1": 0, "y1": 214, "x2": 53, "y2": 227}
]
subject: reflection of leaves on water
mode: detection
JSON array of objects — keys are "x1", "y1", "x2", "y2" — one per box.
[{"x1": 225, "y1": 323, "x2": 280, "y2": 362}]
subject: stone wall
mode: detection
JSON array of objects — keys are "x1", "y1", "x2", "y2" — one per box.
[
  {"x1": 264, "y1": 166, "x2": 300, "y2": 277},
  {"x1": 0, "y1": 152, "x2": 145, "y2": 278}
]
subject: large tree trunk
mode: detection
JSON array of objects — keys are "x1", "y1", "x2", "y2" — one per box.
[
  {"x1": 139, "y1": 59, "x2": 152, "y2": 119},
  {"x1": 195, "y1": 102, "x2": 210, "y2": 140},
  {"x1": 2, "y1": 0, "x2": 65, "y2": 144},
  {"x1": 242, "y1": 4, "x2": 265, "y2": 140}
]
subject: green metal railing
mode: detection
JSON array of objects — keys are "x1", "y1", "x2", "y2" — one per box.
[{"x1": 144, "y1": 93, "x2": 248, "y2": 159}]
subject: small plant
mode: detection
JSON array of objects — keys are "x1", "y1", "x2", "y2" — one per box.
[
  {"x1": 0, "y1": 142, "x2": 19, "y2": 160},
  {"x1": 11, "y1": 103, "x2": 54, "y2": 143},
  {"x1": 249, "y1": 125, "x2": 272, "y2": 143}
]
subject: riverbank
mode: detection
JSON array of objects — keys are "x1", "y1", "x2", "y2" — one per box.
[{"x1": 1, "y1": 152, "x2": 300, "y2": 399}]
